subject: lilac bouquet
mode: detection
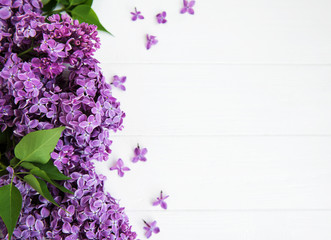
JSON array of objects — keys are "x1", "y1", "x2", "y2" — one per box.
[{"x1": 0, "y1": 0, "x2": 136, "y2": 239}]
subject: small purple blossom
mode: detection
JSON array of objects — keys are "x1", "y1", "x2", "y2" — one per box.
[
  {"x1": 79, "y1": 115, "x2": 99, "y2": 133},
  {"x1": 156, "y1": 11, "x2": 167, "y2": 24},
  {"x1": 131, "y1": 7, "x2": 144, "y2": 21},
  {"x1": 153, "y1": 191, "x2": 169, "y2": 209},
  {"x1": 180, "y1": 0, "x2": 195, "y2": 15},
  {"x1": 143, "y1": 220, "x2": 160, "y2": 239},
  {"x1": 132, "y1": 145, "x2": 147, "y2": 163},
  {"x1": 110, "y1": 158, "x2": 130, "y2": 177},
  {"x1": 112, "y1": 75, "x2": 126, "y2": 91},
  {"x1": 146, "y1": 34, "x2": 158, "y2": 50}
]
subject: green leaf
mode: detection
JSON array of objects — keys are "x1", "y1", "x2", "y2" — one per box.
[
  {"x1": 0, "y1": 184, "x2": 22, "y2": 240},
  {"x1": 83, "y1": 0, "x2": 93, "y2": 7},
  {"x1": 42, "y1": 0, "x2": 58, "y2": 13},
  {"x1": 70, "y1": 0, "x2": 87, "y2": 5},
  {"x1": 14, "y1": 127, "x2": 65, "y2": 164},
  {"x1": 71, "y1": 5, "x2": 111, "y2": 34},
  {"x1": 23, "y1": 174, "x2": 59, "y2": 207},
  {"x1": 58, "y1": 0, "x2": 70, "y2": 6},
  {"x1": 30, "y1": 168, "x2": 73, "y2": 194},
  {"x1": 35, "y1": 161, "x2": 71, "y2": 180},
  {"x1": 42, "y1": 0, "x2": 51, "y2": 5},
  {"x1": 20, "y1": 162, "x2": 36, "y2": 170},
  {"x1": 9, "y1": 157, "x2": 19, "y2": 168},
  {"x1": 21, "y1": 161, "x2": 70, "y2": 181}
]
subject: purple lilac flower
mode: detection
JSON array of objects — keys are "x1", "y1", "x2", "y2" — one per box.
[
  {"x1": 146, "y1": 34, "x2": 158, "y2": 50},
  {"x1": 131, "y1": 7, "x2": 144, "y2": 21},
  {"x1": 153, "y1": 191, "x2": 169, "y2": 209},
  {"x1": 132, "y1": 145, "x2": 148, "y2": 163},
  {"x1": 110, "y1": 158, "x2": 130, "y2": 177},
  {"x1": 180, "y1": 0, "x2": 195, "y2": 15},
  {"x1": 112, "y1": 75, "x2": 126, "y2": 91},
  {"x1": 143, "y1": 220, "x2": 160, "y2": 238},
  {"x1": 156, "y1": 11, "x2": 167, "y2": 24},
  {"x1": 0, "y1": 1, "x2": 136, "y2": 239}
]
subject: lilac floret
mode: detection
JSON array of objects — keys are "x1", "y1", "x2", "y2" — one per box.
[
  {"x1": 131, "y1": 7, "x2": 144, "y2": 21},
  {"x1": 110, "y1": 158, "x2": 130, "y2": 177},
  {"x1": 156, "y1": 11, "x2": 167, "y2": 24},
  {"x1": 180, "y1": 0, "x2": 195, "y2": 15},
  {"x1": 146, "y1": 34, "x2": 158, "y2": 50},
  {"x1": 143, "y1": 220, "x2": 160, "y2": 238},
  {"x1": 132, "y1": 145, "x2": 148, "y2": 163}
]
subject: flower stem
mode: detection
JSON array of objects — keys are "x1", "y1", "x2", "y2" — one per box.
[
  {"x1": 18, "y1": 45, "x2": 35, "y2": 57},
  {"x1": 0, "y1": 162, "x2": 7, "y2": 170}
]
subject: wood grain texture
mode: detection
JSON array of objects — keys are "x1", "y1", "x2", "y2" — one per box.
[
  {"x1": 100, "y1": 64, "x2": 331, "y2": 135},
  {"x1": 93, "y1": 0, "x2": 331, "y2": 63},
  {"x1": 91, "y1": 0, "x2": 331, "y2": 239},
  {"x1": 126, "y1": 210, "x2": 331, "y2": 240},
  {"x1": 95, "y1": 136, "x2": 331, "y2": 210}
]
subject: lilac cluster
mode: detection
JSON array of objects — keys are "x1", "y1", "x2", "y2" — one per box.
[
  {"x1": 0, "y1": 169, "x2": 136, "y2": 239},
  {"x1": 0, "y1": 0, "x2": 136, "y2": 239}
]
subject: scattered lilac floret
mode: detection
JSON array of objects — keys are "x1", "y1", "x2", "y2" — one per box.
[
  {"x1": 146, "y1": 35, "x2": 158, "y2": 50},
  {"x1": 180, "y1": 0, "x2": 195, "y2": 15},
  {"x1": 143, "y1": 220, "x2": 160, "y2": 239},
  {"x1": 131, "y1": 7, "x2": 144, "y2": 21},
  {"x1": 132, "y1": 145, "x2": 148, "y2": 163},
  {"x1": 156, "y1": 11, "x2": 167, "y2": 24},
  {"x1": 153, "y1": 191, "x2": 169, "y2": 209},
  {"x1": 110, "y1": 158, "x2": 130, "y2": 177},
  {"x1": 112, "y1": 75, "x2": 126, "y2": 91}
]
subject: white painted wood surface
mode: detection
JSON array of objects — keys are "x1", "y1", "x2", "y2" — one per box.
[{"x1": 92, "y1": 0, "x2": 331, "y2": 239}]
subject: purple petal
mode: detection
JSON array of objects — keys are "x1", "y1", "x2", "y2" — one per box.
[
  {"x1": 29, "y1": 119, "x2": 39, "y2": 128},
  {"x1": 0, "y1": 7, "x2": 11, "y2": 19},
  {"x1": 62, "y1": 222, "x2": 71, "y2": 233},
  {"x1": 153, "y1": 227, "x2": 160, "y2": 234},
  {"x1": 180, "y1": 8, "x2": 187, "y2": 14},
  {"x1": 39, "y1": 105, "x2": 48, "y2": 113},
  {"x1": 189, "y1": 0, "x2": 195, "y2": 7},
  {"x1": 26, "y1": 215, "x2": 35, "y2": 227},
  {"x1": 134, "y1": 147, "x2": 141, "y2": 156},
  {"x1": 117, "y1": 158, "x2": 124, "y2": 167},
  {"x1": 109, "y1": 166, "x2": 117, "y2": 171},
  {"x1": 118, "y1": 170, "x2": 124, "y2": 177},
  {"x1": 188, "y1": 8, "x2": 195, "y2": 14},
  {"x1": 122, "y1": 167, "x2": 130, "y2": 171},
  {"x1": 152, "y1": 200, "x2": 160, "y2": 206},
  {"x1": 145, "y1": 230, "x2": 152, "y2": 238},
  {"x1": 119, "y1": 85, "x2": 126, "y2": 91},
  {"x1": 141, "y1": 148, "x2": 148, "y2": 155},
  {"x1": 35, "y1": 219, "x2": 44, "y2": 231},
  {"x1": 161, "y1": 201, "x2": 168, "y2": 209},
  {"x1": 132, "y1": 156, "x2": 139, "y2": 163}
]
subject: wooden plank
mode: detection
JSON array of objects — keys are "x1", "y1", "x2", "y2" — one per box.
[
  {"x1": 93, "y1": 0, "x2": 331, "y2": 63},
  {"x1": 99, "y1": 64, "x2": 331, "y2": 135},
  {"x1": 95, "y1": 136, "x2": 331, "y2": 210},
  {"x1": 126, "y1": 210, "x2": 331, "y2": 240}
]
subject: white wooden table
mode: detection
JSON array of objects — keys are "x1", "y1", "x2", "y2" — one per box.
[{"x1": 93, "y1": 0, "x2": 331, "y2": 239}]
